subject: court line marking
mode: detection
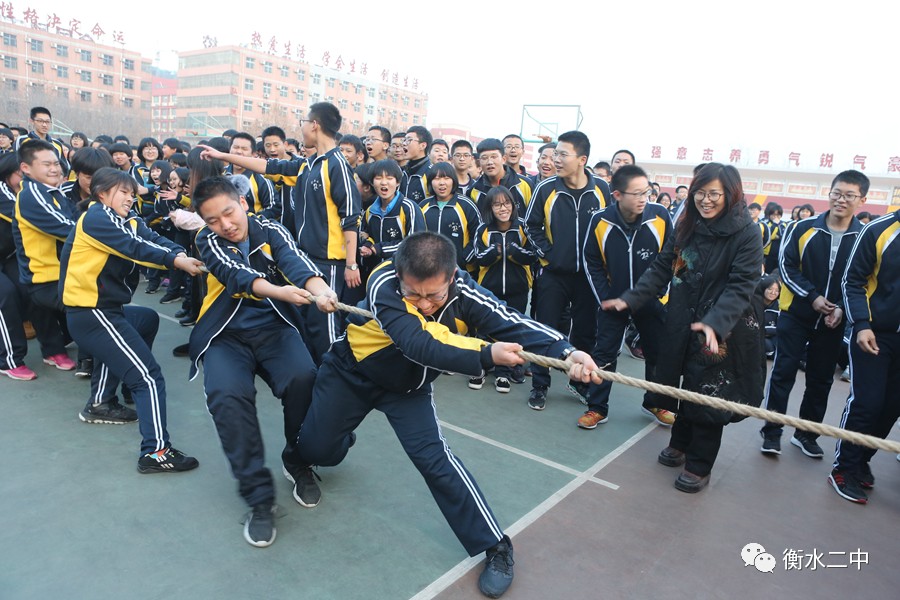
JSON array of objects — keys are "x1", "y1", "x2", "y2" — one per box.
[
  {"x1": 439, "y1": 420, "x2": 619, "y2": 490},
  {"x1": 410, "y1": 421, "x2": 658, "y2": 600}
]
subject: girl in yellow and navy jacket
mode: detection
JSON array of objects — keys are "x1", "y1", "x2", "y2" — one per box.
[
  {"x1": 59, "y1": 167, "x2": 202, "y2": 473},
  {"x1": 420, "y1": 162, "x2": 482, "y2": 271},
  {"x1": 360, "y1": 159, "x2": 425, "y2": 263}
]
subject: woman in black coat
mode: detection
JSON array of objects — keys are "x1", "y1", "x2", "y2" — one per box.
[{"x1": 603, "y1": 163, "x2": 765, "y2": 493}]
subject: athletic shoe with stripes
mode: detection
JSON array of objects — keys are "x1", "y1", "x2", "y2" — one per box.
[
  {"x1": 828, "y1": 469, "x2": 867, "y2": 504},
  {"x1": 42, "y1": 353, "x2": 76, "y2": 371},
  {"x1": 283, "y1": 465, "x2": 322, "y2": 508},
  {"x1": 137, "y1": 447, "x2": 199, "y2": 474},
  {"x1": 79, "y1": 401, "x2": 138, "y2": 424},
  {"x1": 243, "y1": 504, "x2": 277, "y2": 548},
  {"x1": 1, "y1": 365, "x2": 37, "y2": 380}
]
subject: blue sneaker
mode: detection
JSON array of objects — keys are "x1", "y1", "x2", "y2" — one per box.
[{"x1": 478, "y1": 536, "x2": 514, "y2": 598}]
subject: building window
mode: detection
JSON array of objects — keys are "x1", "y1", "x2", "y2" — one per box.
[
  {"x1": 5, "y1": 78, "x2": 17, "y2": 91},
  {"x1": 80, "y1": 49, "x2": 92, "y2": 62},
  {"x1": 30, "y1": 61, "x2": 44, "y2": 74},
  {"x1": 262, "y1": 82, "x2": 272, "y2": 96},
  {"x1": 352, "y1": 102, "x2": 361, "y2": 112},
  {"x1": 368, "y1": 88, "x2": 375, "y2": 98},
  {"x1": 123, "y1": 58, "x2": 135, "y2": 70},
  {"x1": 100, "y1": 94, "x2": 111, "y2": 105},
  {"x1": 101, "y1": 53, "x2": 114, "y2": 66},
  {"x1": 123, "y1": 78, "x2": 134, "y2": 90},
  {"x1": 294, "y1": 88, "x2": 305, "y2": 101},
  {"x1": 391, "y1": 93, "x2": 398, "y2": 102},
  {"x1": 244, "y1": 100, "x2": 253, "y2": 111},
  {"x1": 278, "y1": 85, "x2": 288, "y2": 98},
  {"x1": 413, "y1": 115, "x2": 420, "y2": 125},
  {"x1": 379, "y1": 90, "x2": 387, "y2": 100},
  {"x1": 339, "y1": 99, "x2": 347, "y2": 109},
  {"x1": 123, "y1": 98, "x2": 134, "y2": 108},
  {"x1": 263, "y1": 61, "x2": 272, "y2": 73},
  {"x1": 378, "y1": 108, "x2": 385, "y2": 118},
  {"x1": 280, "y1": 65, "x2": 289, "y2": 77},
  {"x1": 141, "y1": 100, "x2": 150, "y2": 109},
  {"x1": 297, "y1": 69, "x2": 305, "y2": 81},
  {"x1": 402, "y1": 96, "x2": 409, "y2": 106},
  {"x1": 366, "y1": 106, "x2": 373, "y2": 116},
  {"x1": 2, "y1": 33, "x2": 15, "y2": 47},
  {"x1": 101, "y1": 74, "x2": 113, "y2": 85},
  {"x1": 56, "y1": 44, "x2": 68, "y2": 57},
  {"x1": 401, "y1": 112, "x2": 408, "y2": 123},
  {"x1": 414, "y1": 98, "x2": 421, "y2": 108},
  {"x1": 3, "y1": 56, "x2": 17, "y2": 69},
  {"x1": 80, "y1": 70, "x2": 92, "y2": 82},
  {"x1": 56, "y1": 66, "x2": 68, "y2": 78},
  {"x1": 340, "y1": 81, "x2": 349, "y2": 91},
  {"x1": 312, "y1": 73, "x2": 321, "y2": 85},
  {"x1": 261, "y1": 103, "x2": 270, "y2": 114},
  {"x1": 355, "y1": 84, "x2": 363, "y2": 94},
  {"x1": 30, "y1": 39, "x2": 43, "y2": 52},
  {"x1": 326, "y1": 95, "x2": 334, "y2": 103},
  {"x1": 141, "y1": 81, "x2": 150, "y2": 91},
  {"x1": 245, "y1": 56, "x2": 255, "y2": 69},
  {"x1": 327, "y1": 77, "x2": 335, "y2": 88},
  {"x1": 57, "y1": 87, "x2": 68, "y2": 99},
  {"x1": 80, "y1": 91, "x2": 91, "y2": 102},
  {"x1": 310, "y1": 93, "x2": 320, "y2": 103},
  {"x1": 244, "y1": 78, "x2": 254, "y2": 91},
  {"x1": 352, "y1": 119, "x2": 360, "y2": 129}
]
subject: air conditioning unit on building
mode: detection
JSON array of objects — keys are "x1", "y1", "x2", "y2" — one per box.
[
  {"x1": 74, "y1": 68, "x2": 82, "y2": 74},
  {"x1": 50, "y1": 43, "x2": 58, "y2": 48},
  {"x1": 98, "y1": 93, "x2": 106, "y2": 98},
  {"x1": 263, "y1": 93, "x2": 269, "y2": 99},
  {"x1": 25, "y1": 59, "x2": 33, "y2": 65}
]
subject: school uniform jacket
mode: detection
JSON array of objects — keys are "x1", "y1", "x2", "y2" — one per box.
[
  {"x1": 401, "y1": 156, "x2": 431, "y2": 203},
  {"x1": 189, "y1": 214, "x2": 323, "y2": 379},
  {"x1": 226, "y1": 167, "x2": 280, "y2": 221},
  {"x1": 419, "y1": 194, "x2": 482, "y2": 268},
  {"x1": 144, "y1": 191, "x2": 192, "y2": 228},
  {"x1": 362, "y1": 194, "x2": 426, "y2": 259},
  {"x1": 778, "y1": 211, "x2": 862, "y2": 324},
  {"x1": 59, "y1": 202, "x2": 185, "y2": 309},
  {"x1": 473, "y1": 220, "x2": 535, "y2": 297},
  {"x1": 525, "y1": 170, "x2": 611, "y2": 274},
  {"x1": 263, "y1": 156, "x2": 306, "y2": 237},
  {"x1": 468, "y1": 167, "x2": 533, "y2": 215},
  {"x1": 15, "y1": 132, "x2": 71, "y2": 175},
  {"x1": 842, "y1": 210, "x2": 900, "y2": 334},
  {"x1": 583, "y1": 202, "x2": 672, "y2": 303},
  {"x1": 0, "y1": 181, "x2": 17, "y2": 260},
  {"x1": 340, "y1": 261, "x2": 572, "y2": 393},
  {"x1": 12, "y1": 175, "x2": 77, "y2": 284}
]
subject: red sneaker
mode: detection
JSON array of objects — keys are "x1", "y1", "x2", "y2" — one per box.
[
  {"x1": 42, "y1": 353, "x2": 76, "y2": 371},
  {"x1": 1, "y1": 365, "x2": 38, "y2": 380}
]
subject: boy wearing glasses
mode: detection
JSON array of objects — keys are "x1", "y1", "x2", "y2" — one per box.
[
  {"x1": 468, "y1": 138, "x2": 533, "y2": 215},
  {"x1": 450, "y1": 140, "x2": 476, "y2": 196},
  {"x1": 580, "y1": 165, "x2": 674, "y2": 429},
  {"x1": 15, "y1": 107, "x2": 70, "y2": 177},
  {"x1": 502, "y1": 134, "x2": 527, "y2": 176},
  {"x1": 296, "y1": 231, "x2": 603, "y2": 598},
  {"x1": 760, "y1": 170, "x2": 867, "y2": 457},
  {"x1": 400, "y1": 126, "x2": 432, "y2": 202}
]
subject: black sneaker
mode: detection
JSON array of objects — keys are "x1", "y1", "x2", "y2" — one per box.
[
  {"x1": 283, "y1": 465, "x2": 322, "y2": 508},
  {"x1": 172, "y1": 343, "x2": 190, "y2": 358},
  {"x1": 495, "y1": 377, "x2": 511, "y2": 393},
  {"x1": 791, "y1": 434, "x2": 824, "y2": 458},
  {"x1": 179, "y1": 314, "x2": 197, "y2": 327},
  {"x1": 159, "y1": 291, "x2": 184, "y2": 304},
  {"x1": 858, "y1": 463, "x2": 875, "y2": 489},
  {"x1": 468, "y1": 375, "x2": 485, "y2": 390},
  {"x1": 828, "y1": 469, "x2": 868, "y2": 504},
  {"x1": 79, "y1": 401, "x2": 138, "y2": 424},
  {"x1": 74, "y1": 358, "x2": 93, "y2": 378},
  {"x1": 760, "y1": 430, "x2": 781, "y2": 455},
  {"x1": 510, "y1": 365, "x2": 526, "y2": 385},
  {"x1": 121, "y1": 385, "x2": 133, "y2": 405},
  {"x1": 528, "y1": 387, "x2": 547, "y2": 411},
  {"x1": 565, "y1": 380, "x2": 589, "y2": 405},
  {"x1": 145, "y1": 281, "x2": 160, "y2": 294},
  {"x1": 478, "y1": 535, "x2": 514, "y2": 598},
  {"x1": 243, "y1": 504, "x2": 276, "y2": 547},
  {"x1": 137, "y1": 447, "x2": 200, "y2": 474},
  {"x1": 174, "y1": 308, "x2": 190, "y2": 319}
]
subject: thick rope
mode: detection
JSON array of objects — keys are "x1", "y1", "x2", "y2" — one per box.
[{"x1": 297, "y1": 293, "x2": 900, "y2": 454}]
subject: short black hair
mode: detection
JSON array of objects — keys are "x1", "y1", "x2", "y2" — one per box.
[
  {"x1": 230, "y1": 132, "x2": 256, "y2": 149},
  {"x1": 611, "y1": 148, "x2": 635, "y2": 163},
  {"x1": 340, "y1": 134, "x2": 365, "y2": 154},
  {"x1": 308, "y1": 102, "x2": 342, "y2": 139},
  {"x1": 163, "y1": 137, "x2": 181, "y2": 151},
  {"x1": 610, "y1": 164, "x2": 649, "y2": 194},
  {"x1": 593, "y1": 161, "x2": 611, "y2": 173},
  {"x1": 355, "y1": 162, "x2": 375, "y2": 188},
  {"x1": 94, "y1": 134, "x2": 114, "y2": 145},
  {"x1": 70, "y1": 132, "x2": 89, "y2": 146},
  {"x1": 831, "y1": 169, "x2": 870, "y2": 197},
  {"x1": 113, "y1": 135, "x2": 131, "y2": 145},
  {"x1": 90, "y1": 167, "x2": 138, "y2": 199},
  {"x1": 451, "y1": 140, "x2": 473, "y2": 155},
  {"x1": 391, "y1": 132, "x2": 406, "y2": 141},
  {"x1": 370, "y1": 159, "x2": 403, "y2": 182},
  {"x1": 856, "y1": 211, "x2": 872, "y2": 221},
  {"x1": 427, "y1": 162, "x2": 459, "y2": 197},
  {"x1": 285, "y1": 138, "x2": 300, "y2": 149},
  {"x1": 394, "y1": 231, "x2": 457, "y2": 282},
  {"x1": 71, "y1": 147, "x2": 115, "y2": 175},
  {"x1": 12, "y1": 126, "x2": 28, "y2": 137},
  {"x1": 169, "y1": 153, "x2": 188, "y2": 168},
  {"x1": 478, "y1": 185, "x2": 520, "y2": 224},
  {"x1": 538, "y1": 143, "x2": 555, "y2": 155},
  {"x1": 18, "y1": 140, "x2": 57, "y2": 165},
  {"x1": 30, "y1": 106, "x2": 51, "y2": 120},
  {"x1": 502, "y1": 134, "x2": 524, "y2": 146},
  {"x1": 261, "y1": 126, "x2": 286, "y2": 142},
  {"x1": 406, "y1": 125, "x2": 433, "y2": 149},
  {"x1": 205, "y1": 136, "x2": 231, "y2": 153},
  {"x1": 222, "y1": 129, "x2": 239, "y2": 138},
  {"x1": 748, "y1": 202, "x2": 762, "y2": 211},
  {"x1": 137, "y1": 137, "x2": 163, "y2": 163},
  {"x1": 765, "y1": 203, "x2": 783, "y2": 218},
  {"x1": 0, "y1": 152, "x2": 20, "y2": 183},
  {"x1": 559, "y1": 131, "x2": 591, "y2": 158},
  {"x1": 108, "y1": 142, "x2": 132, "y2": 157},
  {"x1": 368, "y1": 125, "x2": 391, "y2": 143},
  {"x1": 192, "y1": 175, "x2": 241, "y2": 213},
  {"x1": 476, "y1": 138, "x2": 504, "y2": 155},
  {"x1": 675, "y1": 185, "x2": 688, "y2": 193},
  {"x1": 431, "y1": 139, "x2": 449, "y2": 151}
]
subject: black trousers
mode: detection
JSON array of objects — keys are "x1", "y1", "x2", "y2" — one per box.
[
  {"x1": 762, "y1": 311, "x2": 843, "y2": 440},
  {"x1": 585, "y1": 300, "x2": 665, "y2": 415},
  {"x1": 531, "y1": 269, "x2": 596, "y2": 389},
  {"x1": 492, "y1": 289, "x2": 528, "y2": 380},
  {"x1": 203, "y1": 325, "x2": 317, "y2": 507},
  {"x1": 669, "y1": 415, "x2": 724, "y2": 477},
  {"x1": 26, "y1": 280, "x2": 71, "y2": 357},
  {"x1": 833, "y1": 332, "x2": 900, "y2": 472},
  {"x1": 301, "y1": 260, "x2": 348, "y2": 365},
  {"x1": 296, "y1": 342, "x2": 504, "y2": 556},
  {"x1": 88, "y1": 305, "x2": 159, "y2": 406},
  {"x1": 0, "y1": 260, "x2": 28, "y2": 369}
]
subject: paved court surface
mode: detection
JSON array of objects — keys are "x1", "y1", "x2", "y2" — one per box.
[{"x1": 1, "y1": 293, "x2": 897, "y2": 599}]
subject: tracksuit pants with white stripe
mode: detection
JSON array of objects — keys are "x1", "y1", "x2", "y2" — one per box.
[
  {"x1": 67, "y1": 306, "x2": 169, "y2": 455},
  {"x1": 296, "y1": 342, "x2": 505, "y2": 556},
  {"x1": 301, "y1": 259, "x2": 348, "y2": 365},
  {"x1": 833, "y1": 332, "x2": 900, "y2": 471},
  {"x1": 202, "y1": 326, "x2": 317, "y2": 508}
]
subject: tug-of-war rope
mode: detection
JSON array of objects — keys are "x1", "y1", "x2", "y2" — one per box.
[{"x1": 303, "y1": 295, "x2": 900, "y2": 455}]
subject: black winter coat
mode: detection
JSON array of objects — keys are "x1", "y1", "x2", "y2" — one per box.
[{"x1": 622, "y1": 202, "x2": 765, "y2": 425}]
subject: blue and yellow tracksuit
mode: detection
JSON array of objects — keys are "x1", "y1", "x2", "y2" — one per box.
[
  {"x1": 296, "y1": 261, "x2": 571, "y2": 556},
  {"x1": 468, "y1": 167, "x2": 533, "y2": 216},
  {"x1": 262, "y1": 157, "x2": 305, "y2": 237},
  {"x1": 190, "y1": 214, "x2": 323, "y2": 508},
  {"x1": 762, "y1": 212, "x2": 864, "y2": 440},
  {"x1": 60, "y1": 201, "x2": 186, "y2": 456},
  {"x1": 582, "y1": 202, "x2": 671, "y2": 415},
  {"x1": 226, "y1": 167, "x2": 281, "y2": 222},
  {"x1": 15, "y1": 132, "x2": 71, "y2": 176},
  {"x1": 361, "y1": 193, "x2": 425, "y2": 261},
  {"x1": 420, "y1": 194, "x2": 482, "y2": 270},
  {"x1": 401, "y1": 156, "x2": 431, "y2": 203},
  {"x1": 12, "y1": 176, "x2": 77, "y2": 286},
  {"x1": 835, "y1": 209, "x2": 900, "y2": 472}
]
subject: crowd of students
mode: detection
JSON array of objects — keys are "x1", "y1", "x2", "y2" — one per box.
[{"x1": 2, "y1": 102, "x2": 898, "y2": 598}]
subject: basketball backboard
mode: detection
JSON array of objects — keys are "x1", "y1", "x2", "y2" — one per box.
[{"x1": 520, "y1": 104, "x2": 583, "y2": 144}]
